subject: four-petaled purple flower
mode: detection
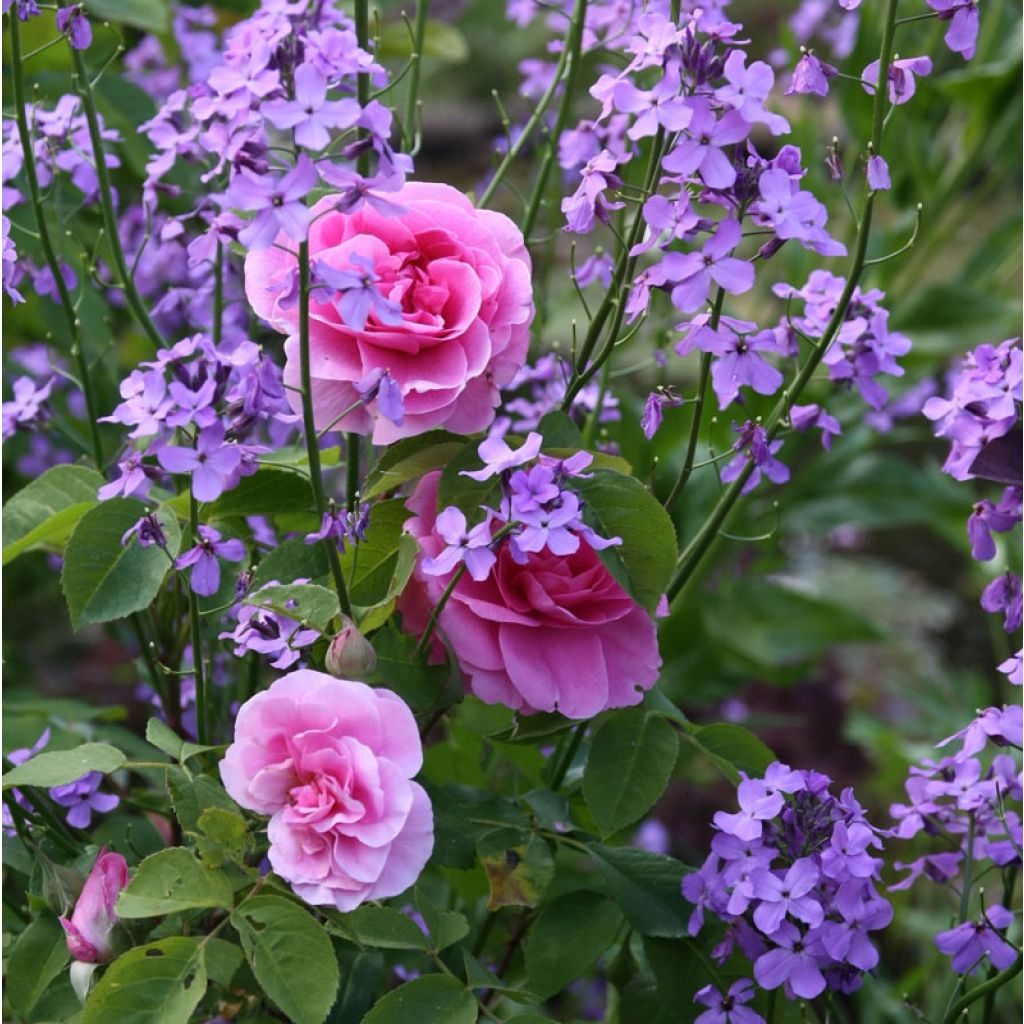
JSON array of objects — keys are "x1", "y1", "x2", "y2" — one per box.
[
  {"x1": 315, "y1": 254, "x2": 404, "y2": 332},
  {"x1": 55, "y1": 4, "x2": 91, "y2": 50},
  {"x1": 695, "y1": 979, "x2": 765, "y2": 1024},
  {"x1": 227, "y1": 155, "x2": 319, "y2": 250},
  {"x1": 49, "y1": 772, "x2": 119, "y2": 829},
  {"x1": 421, "y1": 506, "x2": 496, "y2": 582},
  {"x1": 935, "y1": 905, "x2": 1017, "y2": 975},
  {"x1": 263, "y1": 63, "x2": 360, "y2": 151},
  {"x1": 175, "y1": 524, "x2": 246, "y2": 597}
]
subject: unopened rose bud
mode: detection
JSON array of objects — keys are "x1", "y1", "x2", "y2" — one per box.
[
  {"x1": 325, "y1": 617, "x2": 377, "y2": 680},
  {"x1": 60, "y1": 848, "x2": 129, "y2": 964}
]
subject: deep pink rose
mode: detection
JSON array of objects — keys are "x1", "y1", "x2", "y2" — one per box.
[
  {"x1": 220, "y1": 671, "x2": 433, "y2": 911},
  {"x1": 399, "y1": 472, "x2": 662, "y2": 718},
  {"x1": 60, "y1": 848, "x2": 129, "y2": 963},
  {"x1": 244, "y1": 182, "x2": 534, "y2": 443}
]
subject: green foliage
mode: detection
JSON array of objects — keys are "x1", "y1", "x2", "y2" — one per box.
[
  {"x1": 588, "y1": 845, "x2": 689, "y2": 939},
  {"x1": 208, "y1": 467, "x2": 315, "y2": 520},
  {"x1": 339, "y1": 498, "x2": 418, "y2": 608},
  {"x1": 2, "y1": 741, "x2": 125, "y2": 789},
  {"x1": 81, "y1": 937, "x2": 208, "y2": 1024},
  {"x1": 250, "y1": 537, "x2": 330, "y2": 587},
  {"x1": 83, "y1": 0, "x2": 169, "y2": 32},
  {"x1": 166, "y1": 768, "x2": 239, "y2": 834},
  {"x1": 478, "y1": 828, "x2": 554, "y2": 909},
  {"x1": 116, "y1": 848, "x2": 234, "y2": 918},
  {"x1": 6, "y1": 913, "x2": 70, "y2": 1019},
  {"x1": 361, "y1": 975, "x2": 477, "y2": 1024},
  {"x1": 2, "y1": 464, "x2": 104, "y2": 565},
  {"x1": 362, "y1": 431, "x2": 468, "y2": 498},
  {"x1": 144, "y1": 718, "x2": 216, "y2": 764},
  {"x1": 61, "y1": 499, "x2": 181, "y2": 630},
  {"x1": 232, "y1": 895, "x2": 340, "y2": 1024},
  {"x1": 524, "y1": 890, "x2": 625, "y2": 998},
  {"x1": 243, "y1": 581, "x2": 341, "y2": 634},
  {"x1": 583, "y1": 709, "x2": 679, "y2": 837},
  {"x1": 328, "y1": 904, "x2": 431, "y2": 951}
]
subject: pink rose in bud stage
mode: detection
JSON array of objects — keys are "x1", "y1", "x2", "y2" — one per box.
[
  {"x1": 244, "y1": 182, "x2": 534, "y2": 443},
  {"x1": 398, "y1": 472, "x2": 662, "y2": 719},
  {"x1": 60, "y1": 848, "x2": 129, "y2": 963},
  {"x1": 325, "y1": 616, "x2": 378, "y2": 680},
  {"x1": 219, "y1": 671, "x2": 433, "y2": 912}
]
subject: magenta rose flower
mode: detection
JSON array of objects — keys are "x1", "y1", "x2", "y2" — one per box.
[
  {"x1": 60, "y1": 848, "x2": 129, "y2": 963},
  {"x1": 220, "y1": 671, "x2": 433, "y2": 912},
  {"x1": 244, "y1": 182, "x2": 534, "y2": 443},
  {"x1": 398, "y1": 472, "x2": 662, "y2": 719}
]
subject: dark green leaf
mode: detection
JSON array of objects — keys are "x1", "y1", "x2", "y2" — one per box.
[
  {"x1": 328, "y1": 905, "x2": 430, "y2": 951},
  {"x1": 589, "y1": 844, "x2": 688, "y2": 939},
  {"x1": 251, "y1": 538, "x2": 330, "y2": 588},
  {"x1": 686, "y1": 723, "x2": 776, "y2": 781},
  {"x1": 116, "y1": 848, "x2": 234, "y2": 918},
  {"x1": 363, "y1": 432, "x2": 468, "y2": 499},
  {"x1": 524, "y1": 891, "x2": 624, "y2": 998},
  {"x1": 209, "y1": 468, "x2": 315, "y2": 520},
  {"x1": 204, "y1": 938, "x2": 244, "y2": 989},
  {"x1": 61, "y1": 500, "x2": 181, "y2": 630},
  {"x1": 145, "y1": 718, "x2": 216, "y2": 764},
  {"x1": 83, "y1": 0, "x2": 168, "y2": 32},
  {"x1": 233, "y1": 895, "x2": 340, "y2": 1024},
  {"x1": 81, "y1": 937, "x2": 207, "y2": 1024},
  {"x1": 372, "y1": 624, "x2": 458, "y2": 713},
  {"x1": 6, "y1": 913, "x2": 70, "y2": 1018},
  {"x1": 331, "y1": 950, "x2": 384, "y2": 1024},
  {"x1": 424, "y1": 782, "x2": 528, "y2": 869},
  {"x1": 583, "y1": 709, "x2": 678, "y2": 837},
  {"x1": 244, "y1": 582, "x2": 340, "y2": 634},
  {"x1": 377, "y1": 20, "x2": 469, "y2": 62},
  {"x1": 167, "y1": 768, "x2": 238, "y2": 833},
  {"x1": 339, "y1": 499, "x2": 418, "y2": 607},
  {"x1": 362, "y1": 975, "x2": 477, "y2": 1024},
  {"x1": 2, "y1": 742, "x2": 125, "y2": 790},
  {"x1": 195, "y1": 807, "x2": 253, "y2": 867},
  {"x1": 415, "y1": 893, "x2": 470, "y2": 952},
  {"x1": 576, "y1": 470, "x2": 678, "y2": 611}
]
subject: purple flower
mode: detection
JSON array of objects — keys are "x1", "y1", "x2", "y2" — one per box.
[
  {"x1": 721, "y1": 422, "x2": 790, "y2": 494},
  {"x1": 55, "y1": 4, "x2": 92, "y2": 50},
  {"x1": 790, "y1": 403, "x2": 842, "y2": 449},
  {"x1": 715, "y1": 50, "x2": 789, "y2": 135},
  {"x1": 665, "y1": 220, "x2": 755, "y2": 314},
  {"x1": 561, "y1": 150, "x2": 624, "y2": 234},
  {"x1": 861, "y1": 56, "x2": 933, "y2": 106},
  {"x1": 866, "y1": 155, "x2": 891, "y2": 192},
  {"x1": 175, "y1": 525, "x2": 246, "y2": 597},
  {"x1": 462, "y1": 431, "x2": 544, "y2": 481},
  {"x1": 220, "y1": 584, "x2": 320, "y2": 669},
  {"x1": 999, "y1": 650, "x2": 1023, "y2": 686},
  {"x1": 263, "y1": 63, "x2": 360, "y2": 151},
  {"x1": 508, "y1": 464, "x2": 561, "y2": 514},
  {"x1": 753, "y1": 169, "x2": 846, "y2": 258},
  {"x1": 49, "y1": 772, "x2": 119, "y2": 829},
  {"x1": 612, "y1": 62, "x2": 693, "y2": 141},
  {"x1": 694, "y1": 980, "x2": 764, "y2": 1024},
  {"x1": 966, "y1": 488, "x2": 1020, "y2": 561},
  {"x1": 317, "y1": 255, "x2": 404, "y2": 332},
  {"x1": 662, "y1": 99, "x2": 750, "y2": 189},
  {"x1": 158, "y1": 423, "x2": 243, "y2": 503},
  {"x1": 754, "y1": 921, "x2": 826, "y2": 999},
  {"x1": 752, "y1": 859, "x2": 824, "y2": 934},
  {"x1": 641, "y1": 387, "x2": 683, "y2": 439},
  {"x1": 818, "y1": 884, "x2": 893, "y2": 970},
  {"x1": 421, "y1": 506, "x2": 497, "y2": 582},
  {"x1": 928, "y1": 1, "x2": 980, "y2": 60},
  {"x1": 514, "y1": 490, "x2": 585, "y2": 557},
  {"x1": 980, "y1": 572, "x2": 1022, "y2": 632},
  {"x1": 787, "y1": 51, "x2": 837, "y2": 97},
  {"x1": 936, "y1": 906, "x2": 1017, "y2": 975},
  {"x1": 820, "y1": 822, "x2": 881, "y2": 880},
  {"x1": 121, "y1": 511, "x2": 168, "y2": 549},
  {"x1": 2, "y1": 376, "x2": 53, "y2": 439},
  {"x1": 227, "y1": 156, "x2": 319, "y2": 250},
  {"x1": 694, "y1": 324, "x2": 784, "y2": 409}
]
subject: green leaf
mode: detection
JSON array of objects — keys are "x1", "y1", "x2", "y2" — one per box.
[
  {"x1": 145, "y1": 718, "x2": 216, "y2": 764},
  {"x1": 332, "y1": 950, "x2": 385, "y2": 1024},
  {"x1": 250, "y1": 537, "x2": 329, "y2": 588},
  {"x1": 362, "y1": 975, "x2": 477, "y2": 1024},
  {"x1": 6, "y1": 913, "x2": 70, "y2": 1018},
  {"x1": 195, "y1": 807, "x2": 252, "y2": 867},
  {"x1": 414, "y1": 893, "x2": 470, "y2": 952},
  {"x1": 2, "y1": 464, "x2": 104, "y2": 565},
  {"x1": 377, "y1": 20, "x2": 470, "y2": 63},
  {"x1": 687, "y1": 723, "x2": 776, "y2": 780},
  {"x1": 537, "y1": 410, "x2": 585, "y2": 447},
  {"x1": 372, "y1": 624, "x2": 458, "y2": 713},
  {"x1": 83, "y1": 0, "x2": 168, "y2": 32},
  {"x1": 339, "y1": 499, "x2": 418, "y2": 607},
  {"x1": 61, "y1": 499, "x2": 181, "y2": 630},
  {"x1": 363, "y1": 431, "x2": 468, "y2": 499},
  {"x1": 208, "y1": 468, "x2": 315, "y2": 520},
  {"x1": 244, "y1": 582, "x2": 341, "y2": 634},
  {"x1": 203, "y1": 938, "x2": 244, "y2": 989},
  {"x1": 2, "y1": 742, "x2": 125, "y2": 790},
  {"x1": 81, "y1": 937, "x2": 207, "y2": 1024},
  {"x1": 437, "y1": 440, "x2": 503, "y2": 524},
  {"x1": 167, "y1": 768, "x2": 238, "y2": 833},
  {"x1": 588, "y1": 844, "x2": 688, "y2": 939},
  {"x1": 525, "y1": 891, "x2": 624, "y2": 998},
  {"x1": 583, "y1": 709, "x2": 678, "y2": 837},
  {"x1": 116, "y1": 848, "x2": 234, "y2": 918},
  {"x1": 477, "y1": 828, "x2": 554, "y2": 909},
  {"x1": 576, "y1": 470, "x2": 678, "y2": 612},
  {"x1": 233, "y1": 895, "x2": 340, "y2": 1024},
  {"x1": 329, "y1": 904, "x2": 431, "y2": 950}
]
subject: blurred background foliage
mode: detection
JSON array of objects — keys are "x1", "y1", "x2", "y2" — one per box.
[{"x1": 2, "y1": 1, "x2": 1021, "y2": 1020}]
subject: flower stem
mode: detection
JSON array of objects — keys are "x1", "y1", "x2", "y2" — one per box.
[
  {"x1": 60, "y1": 4, "x2": 166, "y2": 351},
  {"x1": 416, "y1": 564, "x2": 467, "y2": 656},
  {"x1": 548, "y1": 721, "x2": 586, "y2": 790},
  {"x1": 298, "y1": 240, "x2": 354, "y2": 617},
  {"x1": 942, "y1": 955, "x2": 1022, "y2": 1024},
  {"x1": 403, "y1": 0, "x2": 429, "y2": 149},
  {"x1": 665, "y1": 0, "x2": 901, "y2": 603},
  {"x1": 212, "y1": 241, "x2": 224, "y2": 346},
  {"x1": 187, "y1": 491, "x2": 209, "y2": 744},
  {"x1": 8, "y1": 11, "x2": 104, "y2": 468}
]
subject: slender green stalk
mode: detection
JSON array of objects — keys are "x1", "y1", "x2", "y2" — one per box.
[
  {"x1": 187, "y1": 492, "x2": 209, "y2": 744},
  {"x1": 665, "y1": 0, "x2": 902, "y2": 603},
  {"x1": 942, "y1": 955, "x2": 1022, "y2": 1024},
  {"x1": 959, "y1": 812, "x2": 976, "y2": 922},
  {"x1": 298, "y1": 241, "x2": 354, "y2": 617},
  {"x1": 8, "y1": 12, "x2": 104, "y2": 467},
  {"x1": 403, "y1": 0, "x2": 429, "y2": 148},
  {"x1": 664, "y1": 288, "x2": 726, "y2": 512},
  {"x1": 59, "y1": 4, "x2": 166, "y2": 350},
  {"x1": 521, "y1": 0, "x2": 588, "y2": 242},
  {"x1": 212, "y1": 241, "x2": 224, "y2": 346},
  {"x1": 549, "y1": 721, "x2": 586, "y2": 790},
  {"x1": 416, "y1": 564, "x2": 467, "y2": 655}
]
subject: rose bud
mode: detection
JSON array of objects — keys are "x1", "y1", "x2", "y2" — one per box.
[
  {"x1": 60, "y1": 848, "x2": 129, "y2": 963},
  {"x1": 325, "y1": 617, "x2": 377, "y2": 680}
]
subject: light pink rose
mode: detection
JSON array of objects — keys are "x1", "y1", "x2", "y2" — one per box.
[
  {"x1": 399, "y1": 472, "x2": 662, "y2": 719},
  {"x1": 60, "y1": 848, "x2": 129, "y2": 963},
  {"x1": 220, "y1": 671, "x2": 433, "y2": 911},
  {"x1": 244, "y1": 182, "x2": 534, "y2": 443}
]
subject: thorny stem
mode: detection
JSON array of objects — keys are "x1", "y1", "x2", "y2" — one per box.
[
  {"x1": 298, "y1": 241, "x2": 354, "y2": 617},
  {"x1": 59, "y1": 2, "x2": 166, "y2": 351},
  {"x1": 665, "y1": 0, "x2": 903, "y2": 603},
  {"x1": 8, "y1": 12, "x2": 104, "y2": 467}
]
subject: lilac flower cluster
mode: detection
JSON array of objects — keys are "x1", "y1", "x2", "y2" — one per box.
[
  {"x1": 923, "y1": 338, "x2": 1022, "y2": 677},
  {"x1": 682, "y1": 762, "x2": 893, "y2": 1001},
  {"x1": 891, "y1": 705, "x2": 1021, "y2": 974},
  {"x1": 422, "y1": 432, "x2": 620, "y2": 582},
  {"x1": 99, "y1": 334, "x2": 292, "y2": 504}
]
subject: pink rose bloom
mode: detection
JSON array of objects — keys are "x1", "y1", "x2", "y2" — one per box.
[
  {"x1": 220, "y1": 671, "x2": 433, "y2": 911},
  {"x1": 244, "y1": 182, "x2": 534, "y2": 443},
  {"x1": 60, "y1": 848, "x2": 129, "y2": 963},
  {"x1": 399, "y1": 472, "x2": 662, "y2": 718}
]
